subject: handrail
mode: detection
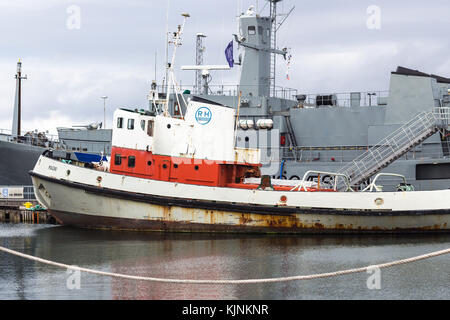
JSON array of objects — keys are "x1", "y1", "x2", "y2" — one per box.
[
  {"x1": 361, "y1": 173, "x2": 408, "y2": 192},
  {"x1": 290, "y1": 170, "x2": 353, "y2": 192}
]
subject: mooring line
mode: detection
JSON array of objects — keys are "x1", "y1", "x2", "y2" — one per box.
[{"x1": 0, "y1": 245, "x2": 449, "y2": 284}]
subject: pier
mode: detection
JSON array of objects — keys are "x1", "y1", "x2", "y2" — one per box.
[
  {"x1": 0, "y1": 199, "x2": 53, "y2": 223},
  {"x1": 0, "y1": 185, "x2": 54, "y2": 224}
]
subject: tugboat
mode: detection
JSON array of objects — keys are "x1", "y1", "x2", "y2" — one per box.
[
  {"x1": 28, "y1": 96, "x2": 450, "y2": 233},
  {"x1": 28, "y1": 12, "x2": 450, "y2": 234}
]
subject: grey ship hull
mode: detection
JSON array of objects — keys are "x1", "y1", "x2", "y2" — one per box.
[
  {"x1": 0, "y1": 139, "x2": 44, "y2": 185},
  {"x1": 0, "y1": 128, "x2": 112, "y2": 186}
]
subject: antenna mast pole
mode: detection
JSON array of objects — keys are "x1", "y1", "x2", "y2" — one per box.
[
  {"x1": 195, "y1": 33, "x2": 207, "y2": 95},
  {"x1": 164, "y1": 13, "x2": 190, "y2": 117},
  {"x1": 269, "y1": 0, "x2": 280, "y2": 98},
  {"x1": 164, "y1": 0, "x2": 170, "y2": 94}
]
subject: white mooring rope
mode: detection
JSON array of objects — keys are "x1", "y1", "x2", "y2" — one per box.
[{"x1": 0, "y1": 245, "x2": 449, "y2": 284}]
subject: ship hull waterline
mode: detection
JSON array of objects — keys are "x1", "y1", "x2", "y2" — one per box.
[{"x1": 30, "y1": 173, "x2": 450, "y2": 234}]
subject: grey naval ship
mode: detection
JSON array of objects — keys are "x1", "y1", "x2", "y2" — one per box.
[
  {"x1": 147, "y1": 1, "x2": 450, "y2": 192},
  {"x1": 0, "y1": 60, "x2": 111, "y2": 187},
  {"x1": 3, "y1": 0, "x2": 450, "y2": 192}
]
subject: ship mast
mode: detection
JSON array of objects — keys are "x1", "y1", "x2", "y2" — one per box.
[
  {"x1": 11, "y1": 59, "x2": 27, "y2": 138},
  {"x1": 164, "y1": 12, "x2": 190, "y2": 117},
  {"x1": 269, "y1": 0, "x2": 279, "y2": 98},
  {"x1": 195, "y1": 33, "x2": 207, "y2": 95},
  {"x1": 269, "y1": 0, "x2": 294, "y2": 97}
]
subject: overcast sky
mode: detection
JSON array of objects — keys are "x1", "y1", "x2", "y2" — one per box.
[{"x1": 0, "y1": 0, "x2": 448, "y2": 135}]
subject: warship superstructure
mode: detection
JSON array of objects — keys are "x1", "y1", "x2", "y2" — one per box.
[{"x1": 147, "y1": 0, "x2": 450, "y2": 191}]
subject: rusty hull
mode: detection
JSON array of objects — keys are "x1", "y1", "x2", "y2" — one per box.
[{"x1": 48, "y1": 203, "x2": 450, "y2": 234}]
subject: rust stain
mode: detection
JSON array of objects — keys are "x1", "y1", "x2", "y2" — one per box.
[
  {"x1": 144, "y1": 204, "x2": 449, "y2": 233},
  {"x1": 239, "y1": 213, "x2": 253, "y2": 225},
  {"x1": 314, "y1": 222, "x2": 324, "y2": 229}
]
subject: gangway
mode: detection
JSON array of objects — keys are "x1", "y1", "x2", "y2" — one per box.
[{"x1": 337, "y1": 107, "x2": 450, "y2": 190}]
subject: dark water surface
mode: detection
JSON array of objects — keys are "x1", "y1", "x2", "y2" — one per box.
[{"x1": 0, "y1": 222, "x2": 449, "y2": 300}]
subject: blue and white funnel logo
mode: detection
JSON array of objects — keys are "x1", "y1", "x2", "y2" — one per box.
[{"x1": 195, "y1": 107, "x2": 212, "y2": 125}]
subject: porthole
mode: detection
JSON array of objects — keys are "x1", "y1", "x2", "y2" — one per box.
[
  {"x1": 147, "y1": 161, "x2": 152, "y2": 166},
  {"x1": 194, "y1": 165, "x2": 199, "y2": 170},
  {"x1": 174, "y1": 164, "x2": 178, "y2": 169},
  {"x1": 167, "y1": 124, "x2": 171, "y2": 129}
]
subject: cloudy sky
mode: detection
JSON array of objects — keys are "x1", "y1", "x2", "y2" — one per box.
[{"x1": 0, "y1": 0, "x2": 448, "y2": 135}]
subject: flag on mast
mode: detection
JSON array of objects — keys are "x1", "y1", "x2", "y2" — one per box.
[{"x1": 225, "y1": 41, "x2": 234, "y2": 68}]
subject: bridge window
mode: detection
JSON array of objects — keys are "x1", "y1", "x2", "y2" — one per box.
[
  {"x1": 127, "y1": 119, "x2": 135, "y2": 130},
  {"x1": 258, "y1": 26, "x2": 263, "y2": 35},
  {"x1": 248, "y1": 26, "x2": 256, "y2": 35},
  {"x1": 147, "y1": 120, "x2": 154, "y2": 136},
  {"x1": 114, "y1": 154, "x2": 122, "y2": 165},
  {"x1": 140, "y1": 120, "x2": 145, "y2": 131},
  {"x1": 128, "y1": 156, "x2": 135, "y2": 168},
  {"x1": 117, "y1": 117, "x2": 124, "y2": 128}
]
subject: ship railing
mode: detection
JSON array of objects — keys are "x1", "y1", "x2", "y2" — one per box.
[
  {"x1": 155, "y1": 84, "x2": 298, "y2": 100},
  {"x1": 0, "y1": 128, "x2": 59, "y2": 142},
  {"x1": 258, "y1": 142, "x2": 450, "y2": 163},
  {"x1": 290, "y1": 170, "x2": 353, "y2": 192},
  {"x1": 298, "y1": 90, "x2": 389, "y2": 108},
  {"x1": 0, "y1": 128, "x2": 12, "y2": 135},
  {"x1": 155, "y1": 85, "x2": 390, "y2": 105}
]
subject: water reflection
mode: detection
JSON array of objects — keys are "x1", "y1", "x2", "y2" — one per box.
[{"x1": 1, "y1": 223, "x2": 449, "y2": 299}]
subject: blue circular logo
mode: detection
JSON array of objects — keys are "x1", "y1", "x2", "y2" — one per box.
[{"x1": 195, "y1": 107, "x2": 212, "y2": 125}]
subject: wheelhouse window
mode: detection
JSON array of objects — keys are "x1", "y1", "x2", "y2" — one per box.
[
  {"x1": 248, "y1": 26, "x2": 256, "y2": 35},
  {"x1": 258, "y1": 26, "x2": 263, "y2": 35},
  {"x1": 127, "y1": 119, "x2": 135, "y2": 130},
  {"x1": 117, "y1": 117, "x2": 124, "y2": 128},
  {"x1": 147, "y1": 120, "x2": 154, "y2": 137},
  {"x1": 128, "y1": 156, "x2": 135, "y2": 168},
  {"x1": 140, "y1": 120, "x2": 146, "y2": 131},
  {"x1": 114, "y1": 154, "x2": 122, "y2": 165}
]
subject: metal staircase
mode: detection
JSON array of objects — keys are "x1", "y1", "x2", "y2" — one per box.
[{"x1": 337, "y1": 107, "x2": 450, "y2": 190}]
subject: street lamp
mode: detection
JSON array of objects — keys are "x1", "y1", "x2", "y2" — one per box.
[{"x1": 101, "y1": 96, "x2": 108, "y2": 129}]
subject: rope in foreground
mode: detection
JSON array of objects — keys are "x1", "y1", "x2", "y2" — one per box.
[{"x1": 0, "y1": 245, "x2": 449, "y2": 285}]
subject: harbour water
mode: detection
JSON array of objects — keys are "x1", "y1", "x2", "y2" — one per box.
[{"x1": 0, "y1": 222, "x2": 449, "y2": 300}]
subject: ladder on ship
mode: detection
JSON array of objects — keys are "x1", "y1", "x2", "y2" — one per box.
[
  {"x1": 284, "y1": 115, "x2": 298, "y2": 160},
  {"x1": 269, "y1": 1, "x2": 277, "y2": 98},
  {"x1": 336, "y1": 107, "x2": 450, "y2": 190}
]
